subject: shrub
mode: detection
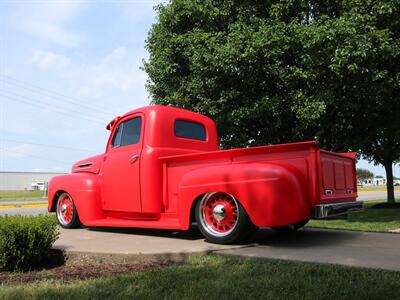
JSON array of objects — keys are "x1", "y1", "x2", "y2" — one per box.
[{"x1": 0, "y1": 214, "x2": 59, "y2": 271}]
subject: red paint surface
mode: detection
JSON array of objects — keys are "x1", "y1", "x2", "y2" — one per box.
[{"x1": 48, "y1": 105, "x2": 358, "y2": 230}]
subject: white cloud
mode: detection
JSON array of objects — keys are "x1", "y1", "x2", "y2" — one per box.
[
  {"x1": 75, "y1": 47, "x2": 148, "y2": 99},
  {"x1": 102, "y1": 47, "x2": 127, "y2": 64},
  {"x1": 29, "y1": 49, "x2": 70, "y2": 70},
  {"x1": 9, "y1": 2, "x2": 85, "y2": 47}
]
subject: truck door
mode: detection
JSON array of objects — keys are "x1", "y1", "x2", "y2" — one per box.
[{"x1": 102, "y1": 114, "x2": 143, "y2": 212}]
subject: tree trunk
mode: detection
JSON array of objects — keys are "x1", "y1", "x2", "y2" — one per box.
[{"x1": 384, "y1": 161, "x2": 395, "y2": 204}]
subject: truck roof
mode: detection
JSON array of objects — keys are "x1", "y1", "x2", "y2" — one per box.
[
  {"x1": 107, "y1": 105, "x2": 214, "y2": 130},
  {"x1": 106, "y1": 105, "x2": 220, "y2": 151},
  {"x1": 122, "y1": 105, "x2": 205, "y2": 118}
]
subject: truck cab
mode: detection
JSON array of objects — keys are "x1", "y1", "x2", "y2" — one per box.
[{"x1": 48, "y1": 105, "x2": 362, "y2": 244}]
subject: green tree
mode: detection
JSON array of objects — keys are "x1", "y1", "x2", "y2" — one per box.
[
  {"x1": 356, "y1": 168, "x2": 374, "y2": 184},
  {"x1": 143, "y1": 0, "x2": 400, "y2": 204}
]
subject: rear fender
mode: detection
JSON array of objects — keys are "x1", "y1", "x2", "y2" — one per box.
[
  {"x1": 177, "y1": 163, "x2": 310, "y2": 229},
  {"x1": 48, "y1": 173, "x2": 103, "y2": 224}
]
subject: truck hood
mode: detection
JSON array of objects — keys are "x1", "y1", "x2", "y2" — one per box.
[{"x1": 72, "y1": 154, "x2": 103, "y2": 174}]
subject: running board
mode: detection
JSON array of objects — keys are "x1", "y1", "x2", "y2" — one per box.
[{"x1": 84, "y1": 217, "x2": 182, "y2": 230}]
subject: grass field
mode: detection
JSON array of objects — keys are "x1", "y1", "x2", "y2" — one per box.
[
  {"x1": 0, "y1": 190, "x2": 45, "y2": 201},
  {"x1": 307, "y1": 200, "x2": 400, "y2": 232},
  {"x1": 358, "y1": 185, "x2": 400, "y2": 192},
  {"x1": 1, "y1": 255, "x2": 400, "y2": 300}
]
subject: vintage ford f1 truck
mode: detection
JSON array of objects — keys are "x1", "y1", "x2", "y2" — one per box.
[{"x1": 48, "y1": 105, "x2": 362, "y2": 244}]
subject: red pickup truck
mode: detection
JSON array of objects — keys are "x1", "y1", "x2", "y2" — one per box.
[{"x1": 48, "y1": 105, "x2": 362, "y2": 244}]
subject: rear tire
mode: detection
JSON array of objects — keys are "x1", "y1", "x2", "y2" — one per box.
[
  {"x1": 195, "y1": 192, "x2": 257, "y2": 244},
  {"x1": 56, "y1": 192, "x2": 81, "y2": 229}
]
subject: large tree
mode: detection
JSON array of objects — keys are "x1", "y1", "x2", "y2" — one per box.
[
  {"x1": 356, "y1": 168, "x2": 374, "y2": 184},
  {"x1": 143, "y1": 0, "x2": 400, "y2": 204}
]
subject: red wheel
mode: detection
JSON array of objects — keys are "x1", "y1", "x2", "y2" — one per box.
[
  {"x1": 200, "y1": 192, "x2": 239, "y2": 236},
  {"x1": 56, "y1": 192, "x2": 81, "y2": 228},
  {"x1": 196, "y1": 192, "x2": 257, "y2": 244}
]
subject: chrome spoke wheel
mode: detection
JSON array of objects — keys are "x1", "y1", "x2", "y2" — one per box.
[
  {"x1": 199, "y1": 192, "x2": 239, "y2": 237},
  {"x1": 56, "y1": 193, "x2": 74, "y2": 226}
]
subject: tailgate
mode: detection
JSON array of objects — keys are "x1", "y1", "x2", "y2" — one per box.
[{"x1": 318, "y1": 150, "x2": 358, "y2": 203}]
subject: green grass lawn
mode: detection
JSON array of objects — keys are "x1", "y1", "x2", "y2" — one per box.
[
  {"x1": 358, "y1": 185, "x2": 400, "y2": 192},
  {"x1": 0, "y1": 190, "x2": 45, "y2": 202},
  {"x1": 307, "y1": 200, "x2": 400, "y2": 232},
  {"x1": 1, "y1": 255, "x2": 400, "y2": 300}
]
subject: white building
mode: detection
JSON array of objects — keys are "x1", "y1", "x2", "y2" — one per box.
[
  {"x1": 0, "y1": 171, "x2": 66, "y2": 191},
  {"x1": 362, "y1": 177, "x2": 387, "y2": 186}
]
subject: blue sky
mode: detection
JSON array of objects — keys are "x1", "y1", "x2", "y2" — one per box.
[{"x1": 0, "y1": 0, "x2": 397, "y2": 178}]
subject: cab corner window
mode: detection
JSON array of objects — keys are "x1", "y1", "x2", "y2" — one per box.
[
  {"x1": 111, "y1": 117, "x2": 142, "y2": 148},
  {"x1": 174, "y1": 120, "x2": 206, "y2": 141}
]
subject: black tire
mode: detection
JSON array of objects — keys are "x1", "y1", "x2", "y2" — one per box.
[
  {"x1": 271, "y1": 219, "x2": 309, "y2": 232},
  {"x1": 195, "y1": 192, "x2": 258, "y2": 244},
  {"x1": 56, "y1": 192, "x2": 81, "y2": 229}
]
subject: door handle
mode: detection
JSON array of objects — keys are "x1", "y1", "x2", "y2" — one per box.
[{"x1": 129, "y1": 154, "x2": 139, "y2": 164}]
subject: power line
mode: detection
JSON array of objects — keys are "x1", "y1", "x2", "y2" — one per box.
[
  {"x1": 2, "y1": 75, "x2": 112, "y2": 115},
  {"x1": 1, "y1": 138, "x2": 99, "y2": 153},
  {"x1": 0, "y1": 92, "x2": 105, "y2": 125},
  {"x1": 0, "y1": 147, "x2": 72, "y2": 165},
  {"x1": 0, "y1": 89, "x2": 105, "y2": 123}
]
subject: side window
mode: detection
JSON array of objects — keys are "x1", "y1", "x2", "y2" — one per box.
[
  {"x1": 111, "y1": 117, "x2": 142, "y2": 148},
  {"x1": 174, "y1": 120, "x2": 206, "y2": 141}
]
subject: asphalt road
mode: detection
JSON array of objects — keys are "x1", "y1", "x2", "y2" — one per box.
[
  {"x1": 0, "y1": 207, "x2": 47, "y2": 216},
  {"x1": 358, "y1": 191, "x2": 400, "y2": 201}
]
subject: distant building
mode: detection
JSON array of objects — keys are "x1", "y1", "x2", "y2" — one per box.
[
  {"x1": 0, "y1": 171, "x2": 66, "y2": 191},
  {"x1": 362, "y1": 177, "x2": 387, "y2": 186}
]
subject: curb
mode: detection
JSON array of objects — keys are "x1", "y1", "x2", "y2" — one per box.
[{"x1": 60, "y1": 250, "x2": 213, "y2": 265}]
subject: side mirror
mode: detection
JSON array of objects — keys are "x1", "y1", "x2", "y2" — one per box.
[{"x1": 106, "y1": 116, "x2": 121, "y2": 130}]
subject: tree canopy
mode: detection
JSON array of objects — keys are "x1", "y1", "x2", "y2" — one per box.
[
  {"x1": 144, "y1": 0, "x2": 400, "y2": 203},
  {"x1": 356, "y1": 168, "x2": 374, "y2": 183}
]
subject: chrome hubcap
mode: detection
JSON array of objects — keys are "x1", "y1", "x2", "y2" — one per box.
[
  {"x1": 213, "y1": 204, "x2": 226, "y2": 221},
  {"x1": 199, "y1": 192, "x2": 239, "y2": 237}
]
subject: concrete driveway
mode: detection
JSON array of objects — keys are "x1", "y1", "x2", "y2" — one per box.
[{"x1": 54, "y1": 226, "x2": 400, "y2": 271}]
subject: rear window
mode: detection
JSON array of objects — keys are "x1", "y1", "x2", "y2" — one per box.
[{"x1": 174, "y1": 120, "x2": 206, "y2": 141}]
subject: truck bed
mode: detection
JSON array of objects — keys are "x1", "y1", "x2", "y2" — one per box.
[{"x1": 160, "y1": 141, "x2": 358, "y2": 214}]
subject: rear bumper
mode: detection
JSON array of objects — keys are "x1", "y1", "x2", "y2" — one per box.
[{"x1": 312, "y1": 201, "x2": 363, "y2": 219}]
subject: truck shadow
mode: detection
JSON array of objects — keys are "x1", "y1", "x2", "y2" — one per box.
[
  {"x1": 87, "y1": 226, "x2": 357, "y2": 246},
  {"x1": 87, "y1": 226, "x2": 204, "y2": 241}
]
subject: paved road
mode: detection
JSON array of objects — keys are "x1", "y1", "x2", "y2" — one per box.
[
  {"x1": 0, "y1": 207, "x2": 47, "y2": 216},
  {"x1": 54, "y1": 227, "x2": 238, "y2": 255},
  {"x1": 358, "y1": 191, "x2": 400, "y2": 201},
  {"x1": 217, "y1": 228, "x2": 400, "y2": 271},
  {"x1": 53, "y1": 227, "x2": 400, "y2": 271}
]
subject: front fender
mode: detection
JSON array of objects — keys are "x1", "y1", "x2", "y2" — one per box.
[
  {"x1": 48, "y1": 173, "x2": 103, "y2": 224},
  {"x1": 177, "y1": 163, "x2": 310, "y2": 229}
]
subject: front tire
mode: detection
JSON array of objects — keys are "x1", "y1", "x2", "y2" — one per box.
[
  {"x1": 56, "y1": 192, "x2": 81, "y2": 229},
  {"x1": 195, "y1": 192, "x2": 257, "y2": 244}
]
